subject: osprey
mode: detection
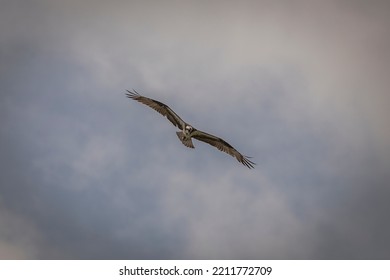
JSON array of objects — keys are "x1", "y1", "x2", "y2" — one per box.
[{"x1": 125, "y1": 90, "x2": 255, "y2": 169}]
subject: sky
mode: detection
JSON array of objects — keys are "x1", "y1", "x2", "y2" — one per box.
[{"x1": 1, "y1": 0, "x2": 390, "y2": 259}]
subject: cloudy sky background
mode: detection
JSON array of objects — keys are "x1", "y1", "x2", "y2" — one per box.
[{"x1": 1, "y1": 0, "x2": 390, "y2": 259}]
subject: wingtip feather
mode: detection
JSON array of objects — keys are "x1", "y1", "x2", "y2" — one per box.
[
  {"x1": 125, "y1": 89, "x2": 141, "y2": 100},
  {"x1": 242, "y1": 156, "x2": 256, "y2": 169}
]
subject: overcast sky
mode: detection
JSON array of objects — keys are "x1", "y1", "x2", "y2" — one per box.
[{"x1": 1, "y1": 0, "x2": 390, "y2": 259}]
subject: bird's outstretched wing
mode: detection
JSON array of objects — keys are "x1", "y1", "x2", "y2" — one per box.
[
  {"x1": 191, "y1": 130, "x2": 255, "y2": 169},
  {"x1": 125, "y1": 90, "x2": 186, "y2": 130}
]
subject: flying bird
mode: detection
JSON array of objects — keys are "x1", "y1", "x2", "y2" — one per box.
[{"x1": 125, "y1": 90, "x2": 255, "y2": 168}]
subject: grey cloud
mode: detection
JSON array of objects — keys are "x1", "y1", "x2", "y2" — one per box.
[{"x1": 1, "y1": 0, "x2": 390, "y2": 259}]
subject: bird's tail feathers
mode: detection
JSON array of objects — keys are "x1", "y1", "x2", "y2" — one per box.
[{"x1": 176, "y1": 132, "x2": 195, "y2": 148}]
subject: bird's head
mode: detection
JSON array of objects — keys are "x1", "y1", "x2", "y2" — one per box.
[{"x1": 185, "y1": 125, "x2": 193, "y2": 134}]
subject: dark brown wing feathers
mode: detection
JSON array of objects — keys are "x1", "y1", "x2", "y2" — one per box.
[
  {"x1": 125, "y1": 90, "x2": 184, "y2": 129},
  {"x1": 192, "y1": 131, "x2": 255, "y2": 169}
]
